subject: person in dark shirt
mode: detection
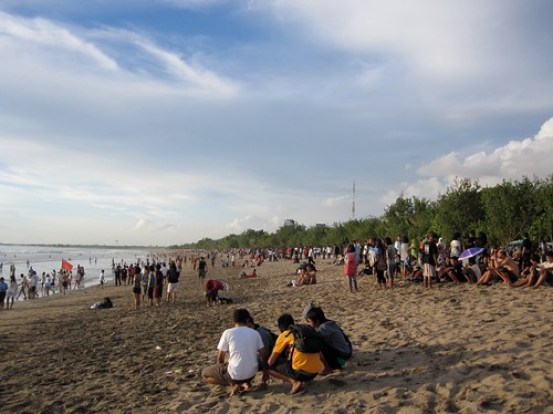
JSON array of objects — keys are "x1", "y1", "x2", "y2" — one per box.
[{"x1": 421, "y1": 233, "x2": 438, "y2": 289}]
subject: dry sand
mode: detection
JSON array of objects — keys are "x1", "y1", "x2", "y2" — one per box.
[{"x1": 1, "y1": 257, "x2": 552, "y2": 414}]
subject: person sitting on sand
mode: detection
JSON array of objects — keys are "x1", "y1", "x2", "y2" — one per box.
[
  {"x1": 202, "y1": 308, "x2": 267, "y2": 396},
  {"x1": 267, "y1": 313, "x2": 324, "y2": 394},
  {"x1": 205, "y1": 279, "x2": 229, "y2": 306},
  {"x1": 296, "y1": 263, "x2": 317, "y2": 286},
  {"x1": 305, "y1": 306, "x2": 352, "y2": 373},
  {"x1": 461, "y1": 257, "x2": 481, "y2": 283},
  {"x1": 438, "y1": 256, "x2": 463, "y2": 284},
  {"x1": 239, "y1": 269, "x2": 257, "y2": 279},
  {"x1": 246, "y1": 315, "x2": 278, "y2": 388},
  {"x1": 477, "y1": 249, "x2": 520, "y2": 286},
  {"x1": 530, "y1": 251, "x2": 553, "y2": 289},
  {"x1": 512, "y1": 254, "x2": 541, "y2": 288}
]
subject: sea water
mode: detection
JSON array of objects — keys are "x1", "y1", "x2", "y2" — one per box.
[{"x1": 0, "y1": 244, "x2": 150, "y2": 295}]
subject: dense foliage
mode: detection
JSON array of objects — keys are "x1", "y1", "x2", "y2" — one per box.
[{"x1": 175, "y1": 176, "x2": 553, "y2": 250}]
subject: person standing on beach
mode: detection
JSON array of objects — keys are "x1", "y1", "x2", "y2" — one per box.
[
  {"x1": 29, "y1": 271, "x2": 39, "y2": 299},
  {"x1": 132, "y1": 267, "x2": 142, "y2": 309},
  {"x1": 421, "y1": 233, "x2": 439, "y2": 289},
  {"x1": 6, "y1": 274, "x2": 17, "y2": 309},
  {"x1": 17, "y1": 273, "x2": 29, "y2": 300},
  {"x1": 0, "y1": 277, "x2": 8, "y2": 310},
  {"x1": 165, "y1": 262, "x2": 180, "y2": 303},
  {"x1": 145, "y1": 265, "x2": 156, "y2": 307},
  {"x1": 198, "y1": 257, "x2": 208, "y2": 283},
  {"x1": 154, "y1": 264, "x2": 164, "y2": 306},
  {"x1": 99, "y1": 270, "x2": 105, "y2": 289},
  {"x1": 114, "y1": 265, "x2": 122, "y2": 286},
  {"x1": 344, "y1": 244, "x2": 358, "y2": 292}
]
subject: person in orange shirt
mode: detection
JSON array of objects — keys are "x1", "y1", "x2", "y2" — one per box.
[{"x1": 267, "y1": 314, "x2": 324, "y2": 394}]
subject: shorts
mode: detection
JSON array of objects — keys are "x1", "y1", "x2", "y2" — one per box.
[
  {"x1": 0, "y1": 291, "x2": 6, "y2": 304},
  {"x1": 271, "y1": 360, "x2": 317, "y2": 382},
  {"x1": 132, "y1": 286, "x2": 141, "y2": 295},
  {"x1": 147, "y1": 287, "x2": 154, "y2": 299},
  {"x1": 498, "y1": 268, "x2": 518, "y2": 283},
  {"x1": 167, "y1": 283, "x2": 179, "y2": 293},
  {"x1": 201, "y1": 363, "x2": 254, "y2": 386},
  {"x1": 423, "y1": 264, "x2": 436, "y2": 278},
  {"x1": 30, "y1": 286, "x2": 37, "y2": 293},
  {"x1": 198, "y1": 270, "x2": 207, "y2": 279},
  {"x1": 544, "y1": 271, "x2": 553, "y2": 286}
]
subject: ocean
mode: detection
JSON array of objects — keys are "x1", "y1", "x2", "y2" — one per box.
[{"x1": 0, "y1": 244, "x2": 150, "y2": 291}]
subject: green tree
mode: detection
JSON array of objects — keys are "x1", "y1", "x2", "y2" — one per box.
[
  {"x1": 481, "y1": 177, "x2": 539, "y2": 246},
  {"x1": 435, "y1": 178, "x2": 484, "y2": 241}
]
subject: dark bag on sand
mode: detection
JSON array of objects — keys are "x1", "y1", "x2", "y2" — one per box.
[
  {"x1": 287, "y1": 324, "x2": 324, "y2": 353},
  {"x1": 90, "y1": 297, "x2": 113, "y2": 310}
]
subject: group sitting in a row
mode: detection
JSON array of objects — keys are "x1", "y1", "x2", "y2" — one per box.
[
  {"x1": 202, "y1": 305, "x2": 352, "y2": 396},
  {"x1": 421, "y1": 248, "x2": 552, "y2": 288}
]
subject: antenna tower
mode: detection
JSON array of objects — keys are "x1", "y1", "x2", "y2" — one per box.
[{"x1": 352, "y1": 181, "x2": 356, "y2": 220}]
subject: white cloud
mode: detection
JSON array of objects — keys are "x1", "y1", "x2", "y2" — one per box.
[
  {"x1": 0, "y1": 11, "x2": 118, "y2": 71},
  {"x1": 262, "y1": 1, "x2": 498, "y2": 80},
  {"x1": 417, "y1": 117, "x2": 553, "y2": 184},
  {"x1": 132, "y1": 36, "x2": 239, "y2": 97},
  {"x1": 382, "y1": 117, "x2": 553, "y2": 207},
  {"x1": 324, "y1": 195, "x2": 349, "y2": 208},
  {"x1": 0, "y1": 11, "x2": 239, "y2": 100}
]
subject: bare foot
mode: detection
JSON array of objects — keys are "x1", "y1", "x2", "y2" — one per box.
[
  {"x1": 290, "y1": 381, "x2": 303, "y2": 395},
  {"x1": 229, "y1": 384, "x2": 240, "y2": 396}
]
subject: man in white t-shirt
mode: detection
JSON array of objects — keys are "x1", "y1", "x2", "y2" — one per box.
[{"x1": 202, "y1": 308, "x2": 267, "y2": 395}]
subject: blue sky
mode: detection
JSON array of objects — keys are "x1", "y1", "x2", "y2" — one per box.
[{"x1": 1, "y1": 0, "x2": 552, "y2": 246}]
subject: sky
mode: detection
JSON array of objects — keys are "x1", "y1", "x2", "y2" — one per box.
[{"x1": 0, "y1": 0, "x2": 552, "y2": 246}]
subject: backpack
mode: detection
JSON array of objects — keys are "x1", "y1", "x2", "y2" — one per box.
[{"x1": 287, "y1": 324, "x2": 324, "y2": 353}]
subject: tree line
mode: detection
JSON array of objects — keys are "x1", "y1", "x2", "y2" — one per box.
[{"x1": 174, "y1": 176, "x2": 553, "y2": 250}]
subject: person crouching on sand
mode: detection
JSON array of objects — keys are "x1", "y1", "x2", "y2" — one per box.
[
  {"x1": 267, "y1": 313, "x2": 324, "y2": 394},
  {"x1": 205, "y1": 279, "x2": 229, "y2": 306},
  {"x1": 202, "y1": 309, "x2": 267, "y2": 396}
]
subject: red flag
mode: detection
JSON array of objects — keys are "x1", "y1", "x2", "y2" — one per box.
[{"x1": 62, "y1": 259, "x2": 73, "y2": 271}]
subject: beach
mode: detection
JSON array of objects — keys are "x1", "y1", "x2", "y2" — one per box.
[{"x1": 1, "y1": 257, "x2": 552, "y2": 414}]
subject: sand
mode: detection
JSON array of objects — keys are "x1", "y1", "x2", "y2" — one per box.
[{"x1": 1, "y1": 257, "x2": 552, "y2": 414}]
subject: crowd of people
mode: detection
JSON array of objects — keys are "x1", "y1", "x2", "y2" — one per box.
[
  {"x1": 337, "y1": 232, "x2": 553, "y2": 292},
  {"x1": 0, "y1": 264, "x2": 91, "y2": 310}
]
